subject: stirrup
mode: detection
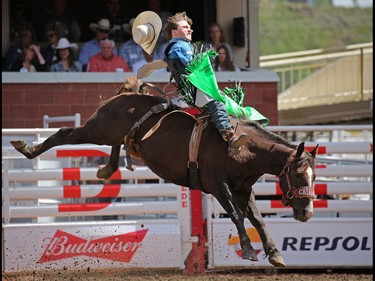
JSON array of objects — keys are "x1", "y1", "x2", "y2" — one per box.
[{"x1": 230, "y1": 133, "x2": 247, "y2": 149}]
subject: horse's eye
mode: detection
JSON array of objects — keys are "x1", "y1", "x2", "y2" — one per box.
[{"x1": 295, "y1": 172, "x2": 302, "y2": 178}]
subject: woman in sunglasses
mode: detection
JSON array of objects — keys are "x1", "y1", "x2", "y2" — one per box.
[{"x1": 41, "y1": 24, "x2": 61, "y2": 71}]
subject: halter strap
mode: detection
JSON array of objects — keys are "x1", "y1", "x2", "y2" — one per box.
[{"x1": 279, "y1": 162, "x2": 315, "y2": 207}]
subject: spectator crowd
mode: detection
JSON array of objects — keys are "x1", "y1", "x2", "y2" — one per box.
[{"x1": 5, "y1": 0, "x2": 242, "y2": 73}]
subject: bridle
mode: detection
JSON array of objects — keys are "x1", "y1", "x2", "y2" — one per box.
[{"x1": 278, "y1": 159, "x2": 315, "y2": 207}]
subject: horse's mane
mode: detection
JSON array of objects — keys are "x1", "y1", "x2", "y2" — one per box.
[{"x1": 240, "y1": 119, "x2": 297, "y2": 149}]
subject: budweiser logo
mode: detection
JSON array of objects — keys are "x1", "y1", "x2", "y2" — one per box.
[{"x1": 39, "y1": 229, "x2": 148, "y2": 263}]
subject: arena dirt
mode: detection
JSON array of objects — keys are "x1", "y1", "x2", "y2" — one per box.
[{"x1": 2, "y1": 268, "x2": 372, "y2": 281}]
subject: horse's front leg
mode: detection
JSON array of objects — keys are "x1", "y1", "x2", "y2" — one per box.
[
  {"x1": 245, "y1": 189, "x2": 286, "y2": 267},
  {"x1": 96, "y1": 145, "x2": 121, "y2": 179},
  {"x1": 213, "y1": 182, "x2": 258, "y2": 261},
  {"x1": 11, "y1": 127, "x2": 84, "y2": 159}
]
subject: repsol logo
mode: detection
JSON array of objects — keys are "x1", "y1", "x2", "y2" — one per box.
[{"x1": 282, "y1": 236, "x2": 371, "y2": 251}]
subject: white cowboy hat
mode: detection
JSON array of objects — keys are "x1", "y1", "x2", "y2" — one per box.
[
  {"x1": 89, "y1": 18, "x2": 113, "y2": 33},
  {"x1": 132, "y1": 11, "x2": 162, "y2": 55},
  {"x1": 56, "y1": 37, "x2": 78, "y2": 51},
  {"x1": 122, "y1": 18, "x2": 135, "y2": 35}
]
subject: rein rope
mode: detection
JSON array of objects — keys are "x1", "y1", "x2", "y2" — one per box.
[
  {"x1": 278, "y1": 160, "x2": 315, "y2": 207},
  {"x1": 140, "y1": 82, "x2": 180, "y2": 106},
  {"x1": 123, "y1": 82, "x2": 185, "y2": 171},
  {"x1": 123, "y1": 102, "x2": 169, "y2": 171}
]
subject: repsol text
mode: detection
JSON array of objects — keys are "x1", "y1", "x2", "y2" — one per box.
[{"x1": 282, "y1": 236, "x2": 371, "y2": 251}]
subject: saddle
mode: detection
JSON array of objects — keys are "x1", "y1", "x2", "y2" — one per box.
[
  {"x1": 124, "y1": 102, "x2": 208, "y2": 190},
  {"x1": 141, "y1": 110, "x2": 209, "y2": 190}
]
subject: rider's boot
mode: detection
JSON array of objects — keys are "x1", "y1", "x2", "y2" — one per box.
[
  {"x1": 221, "y1": 129, "x2": 247, "y2": 149},
  {"x1": 205, "y1": 100, "x2": 247, "y2": 149}
]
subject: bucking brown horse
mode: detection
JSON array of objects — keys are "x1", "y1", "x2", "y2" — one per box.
[{"x1": 10, "y1": 77, "x2": 319, "y2": 267}]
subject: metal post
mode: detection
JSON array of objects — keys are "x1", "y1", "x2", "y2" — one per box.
[
  {"x1": 43, "y1": 115, "x2": 49, "y2": 128},
  {"x1": 74, "y1": 113, "x2": 81, "y2": 127},
  {"x1": 359, "y1": 47, "x2": 364, "y2": 100},
  {"x1": 2, "y1": 153, "x2": 11, "y2": 224}
]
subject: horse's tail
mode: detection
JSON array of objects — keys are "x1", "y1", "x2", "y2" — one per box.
[
  {"x1": 116, "y1": 76, "x2": 143, "y2": 95},
  {"x1": 97, "y1": 76, "x2": 144, "y2": 108}
]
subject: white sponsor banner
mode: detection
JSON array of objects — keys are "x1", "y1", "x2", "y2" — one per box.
[
  {"x1": 3, "y1": 221, "x2": 182, "y2": 272},
  {"x1": 210, "y1": 218, "x2": 372, "y2": 267}
]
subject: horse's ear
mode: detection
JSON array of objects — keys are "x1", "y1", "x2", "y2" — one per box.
[
  {"x1": 309, "y1": 144, "x2": 319, "y2": 158},
  {"x1": 296, "y1": 142, "x2": 305, "y2": 157}
]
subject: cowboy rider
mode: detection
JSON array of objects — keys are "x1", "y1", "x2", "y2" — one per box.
[{"x1": 132, "y1": 11, "x2": 247, "y2": 151}]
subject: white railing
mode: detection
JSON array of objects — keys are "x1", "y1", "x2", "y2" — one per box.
[
  {"x1": 2, "y1": 124, "x2": 372, "y2": 223},
  {"x1": 43, "y1": 113, "x2": 81, "y2": 128},
  {"x1": 2, "y1": 125, "x2": 373, "y2": 271},
  {"x1": 204, "y1": 124, "x2": 372, "y2": 219}
]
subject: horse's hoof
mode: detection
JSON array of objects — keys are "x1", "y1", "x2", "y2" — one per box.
[
  {"x1": 10, "y1": 140, "x2": 32, "y2": 158},
  {"x1": 96, "y1": 166, "x2": 114, "y2": 179},
  {"x1": 10, "y1": 140, "x2": 27, "y2": 150},
  {"x1": 96, "y1": 168, "x2": 109, "y2": 179},
  {"x1": 268, "y1": 250, "x2": 286, "y2": 267},
  {"x1": 242, "y1": 249, "x2": 258, "y2": 261}
]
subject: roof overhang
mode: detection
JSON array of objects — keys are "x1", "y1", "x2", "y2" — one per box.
[{"x1": 278, "y1": 100, "x2": 373, "y2": 125}]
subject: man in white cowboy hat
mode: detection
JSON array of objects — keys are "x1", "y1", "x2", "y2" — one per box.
[
  {"x1": 118, "y1": 18, "x2": 144, "y2": 72},
  {"x1": 78, "y1": 18, "x2": 119, "y2": 71}
]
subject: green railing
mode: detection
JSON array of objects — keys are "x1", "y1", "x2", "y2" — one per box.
[{"x1": 260, "y1": 42, "x2": 373, "y2": 96}]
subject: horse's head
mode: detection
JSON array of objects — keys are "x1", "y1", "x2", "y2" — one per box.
[{"x1": 279, "y1": 142, "x2": 319, "y2": 222}]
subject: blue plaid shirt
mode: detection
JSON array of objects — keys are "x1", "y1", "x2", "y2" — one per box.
[{"x1": 119, "y1": 39, "x2": 144, "y2": 72}]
